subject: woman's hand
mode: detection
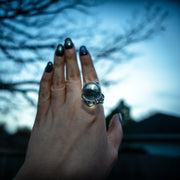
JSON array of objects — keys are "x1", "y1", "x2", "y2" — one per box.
[{"x1": 15, "y1": 38, "x2": 123, "y2": 179}]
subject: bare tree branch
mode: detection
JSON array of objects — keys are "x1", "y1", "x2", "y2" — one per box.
[{"x1": 0, "y1": 0, "x2": 168, "y2": 122}]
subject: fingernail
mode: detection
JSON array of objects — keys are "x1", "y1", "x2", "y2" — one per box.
[
  {"x1": 118, "y1": 113, "x2": 122, "y2": 123},
  {"x1": 45, "y1": 61, "x2": 53, "y2": 73},
  {"x1": 80, "y1": 45, "x2": 88, "y2": 56},
  {"x1": 64, "y1": 38, "x2": 73, "y2": 49},
  {"x1": 55, "y1": 44, "x2": 64, "y2": 56}
]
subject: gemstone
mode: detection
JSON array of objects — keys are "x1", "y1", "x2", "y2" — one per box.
[{"x1": 83, "y1": 82, "x2": 101, "y2": 100}]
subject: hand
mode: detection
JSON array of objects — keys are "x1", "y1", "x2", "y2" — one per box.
[{"x1": 15, "y1": 38, "x2": 123, "y2": 179}]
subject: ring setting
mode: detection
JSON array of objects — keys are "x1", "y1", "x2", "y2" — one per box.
[{"x1": 82, "y1": 82, "x2": 104, "y2": 107}]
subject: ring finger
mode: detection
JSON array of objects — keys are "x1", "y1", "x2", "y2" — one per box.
[{"x1": 79, "y1": 45, "x2": 99, "y2": 85}]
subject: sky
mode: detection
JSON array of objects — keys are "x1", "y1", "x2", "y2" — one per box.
[
  {"x1": 1, "y1": 0, "x2": 180, "y2": 133},
  {"x1": 95, "y1": 0, "x2": 180, "y2": 120}
]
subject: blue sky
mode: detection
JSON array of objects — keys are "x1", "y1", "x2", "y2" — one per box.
[
  {"x1": 94, "y1": 0, "x2": 180, "y2": 120},
  {"x1": 2, "y1": 0, "x2": 180, "y2": 133}
]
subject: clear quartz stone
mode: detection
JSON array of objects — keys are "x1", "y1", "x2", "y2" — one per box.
[{"x1": 83, "y1": 83, "x2": 101, "y2": 100}]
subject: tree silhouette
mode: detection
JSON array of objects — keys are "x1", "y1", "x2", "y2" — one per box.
[
  {"x1": 0, "y1": 0, "x2": 99, "y2": 120},
  {"x1": 106, "y1": 100, "x2": 134, "y2": 128},
  {"x1": 0, "y1": 0, "x2": 168, "y2": 124}
]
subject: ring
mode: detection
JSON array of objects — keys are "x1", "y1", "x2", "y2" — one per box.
[{"x1": 82, "y1": 82, "x2": 104, "y2": 107}]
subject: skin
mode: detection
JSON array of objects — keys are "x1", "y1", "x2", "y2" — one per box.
[{"x1": 15, "y1": 40, "x2": 123, "y2": 180}]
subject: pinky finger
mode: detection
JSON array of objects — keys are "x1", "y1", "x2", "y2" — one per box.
[{"x1": 35, "y1": 62, "x2": 53, "y2": 123}]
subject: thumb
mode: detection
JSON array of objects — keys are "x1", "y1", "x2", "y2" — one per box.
[{"x1": 107, "y1": 113, "x2": 123, "y2": 151}]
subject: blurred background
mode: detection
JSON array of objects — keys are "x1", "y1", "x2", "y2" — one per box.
[{"x1": 0, "y1": 0, "x2": 180, "y2": 179}]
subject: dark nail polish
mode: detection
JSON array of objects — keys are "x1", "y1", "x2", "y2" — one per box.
[
  {"x1": 56, "y1": 44, "x2": 64, "y2": 56},
  {"x1": 64, "y1": 38, "x2": 73, "y2": 49},
  {"x1": 80, "y1": 45, "x2": 88, "y2": 56},
  {"x1": 45, "y1": 61, "x2": 53, "y2": 73},
  {"x1": 118, "y1": 113, "x2": 122, "y2": 123}
]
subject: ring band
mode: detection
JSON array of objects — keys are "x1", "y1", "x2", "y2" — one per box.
[{"x1": 82, "y1": 82, "x2": 104, "y2": 107}]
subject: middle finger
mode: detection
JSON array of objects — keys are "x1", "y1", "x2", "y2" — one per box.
[{"x1": 64, "y1": 38, "x2": 81, "y2": 97}]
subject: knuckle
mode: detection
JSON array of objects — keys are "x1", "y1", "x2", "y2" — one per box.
[
  {"x1": 52, "y1": 80, "x2": 64, "y2": 89},
  {"x1": 54, "y1": 58, "x2": 64, "y2": 66},
  {"x1": 39, "y1": 90, "x2": 50, "y2": 101},
  {"x1": 40, "y1": 75, "x2": 50, "y2": 87},
  {"x1": 82, "y1": 58, "x2": 90, "y2": 66},
  {"x1": 39, "y1": 81, "x2": 51, "y2": 101},
  {"x1": 66, "y1": 80, "x2": 81, "y2": 91},
  {"x1": 65, "y1": 49, "x2": 75, "y2": 58},
  {"x1": 69, "y1": 71, "x2": 80, "y2": 79},
  {"x1": 40, "y1": 80, "x2": 46, "y2": 89}
]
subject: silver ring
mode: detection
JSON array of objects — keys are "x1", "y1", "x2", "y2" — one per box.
[{"x1": 82, "y1": 82, "x2": 104, "y2": 107}]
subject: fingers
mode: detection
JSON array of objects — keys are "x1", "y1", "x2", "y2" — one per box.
[
  {"x1": 51, "y1": 44, "x2": 65, "y2": 108},
  {"x1": 64, "y1": 38, "x2": 81, "y2": 83},
  {"x1": 79, "y1": 46, "x2": 99, "y2": 85},
  {"x1": 36, "y1": 62, "x2": 53, "y2": 122},
  {"x1": 107, "y1": 114, "x2": 123, "y2": 152},
  {"x1": 37, "y1": 40, "x2": 99, "y2": 115},
  {"x1": 51, "y1": 38, "x2": 82, "y2": 107}
]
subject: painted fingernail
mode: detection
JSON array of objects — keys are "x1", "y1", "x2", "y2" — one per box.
[
  {"x1": 55, "y1": 44, "x2": 64, "y2": 56},
  {"x1": 118, "y1": 113, "x2": 122, "y2": 123},
  {"x1": 64, "y1": 38, "x2": 73, "y2": 49},
  {"x1": 80, "y1": 45, "x2": 88, "y2": 56},
  {"x1": 45, "y1": 61, "x2": 53, "y2": 73}
]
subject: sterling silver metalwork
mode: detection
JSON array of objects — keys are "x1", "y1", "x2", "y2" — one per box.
[{"x1": 82, "y1": 82, "x2": 104, "y2": 107}]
